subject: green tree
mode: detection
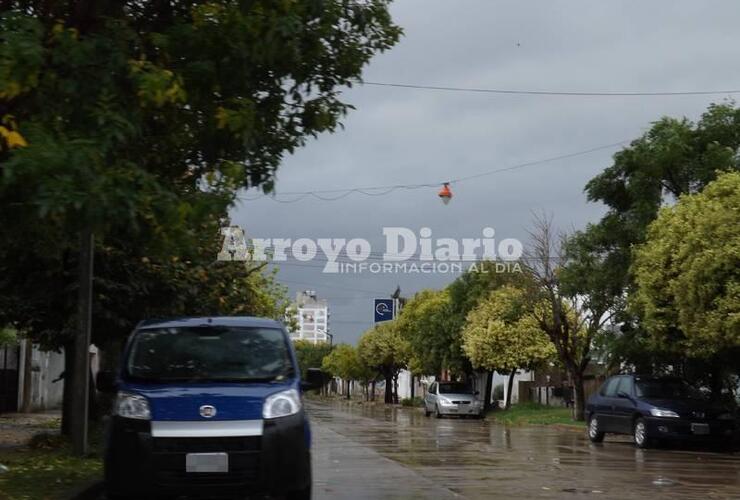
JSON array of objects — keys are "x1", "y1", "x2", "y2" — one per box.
[
  {"x1": 631, "y1": 171, "x2": 740, "y2": 393},
  {"x1": 0, "y1": 1, "x2": 400, "y2": 440},
  {"x1": 579, "y1": 103, "x2": 740, "y2": 371},
  {"x1": 294, "y1": 340, "x2": 334, "y2": 377},
  {"x1": 321, "y1": 343, "x2": 373, "y2": 400},
  {"x1": 462, "y1": 285, "x2": 555, "y2": 409},
  {"x1": 395, "y1": 289, "x2": 455, "y2": 377},
  {"x1": 447, "y1": 262, "x2": 527, "y2": 407},
  {"x1": 357, "y1": 321, "x2": 409, "y2": 404}
]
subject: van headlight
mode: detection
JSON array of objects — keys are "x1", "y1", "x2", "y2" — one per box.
[
  {"x1": 263, "y1": 389, "x2": 302, "y2": 419},
  {"x1": 438, "y1": 397, "x2": 454, "y2": 407},
  {"x1": 115, "y1": 391, "x2": 151, "y2": 420},
  {"x1": 650, "y1": 408, "x2": 679, "y2": 418}
]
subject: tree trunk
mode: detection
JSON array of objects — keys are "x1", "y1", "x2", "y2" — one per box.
[
  {"x1": 392, "y1": 373, "x2": 399, "y2": 404},
  {"x1": 410, "y1": 374, "x2": 415, "y2": 399},
  {"x1": 61, "y1": 340, "x2": 75, "y2": 436},
  {"x1": 572, "y1": 371, "x2": 586, "y2": 421},
  {"x1": 483, "y1": 371, "x2": 493, "y2": 411},
  {"x1": 70, "y1": 229, "x2": 94, "y2": 456},
  {"x1": 505, "y1": 370, "x2": 516, "y2": 410},
  {"x1": 19, "y1": 340, "x2": 33, "y2": 413},
  {"x1": 347, "y1": 380, "x2": 352, "y2": 400},
  {"x1": 384, "y1": 375, "x2": 393, "y2": 404},
  {"x1": 371, "y1": 380, "x2": 376, "y2": 401}
]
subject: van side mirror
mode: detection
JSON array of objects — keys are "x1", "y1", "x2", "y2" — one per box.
[
  {"x1": 96, "y1": 370, "x2": 118, "y2": 393},
  {"x1": 301, "y1": 368, "x2": 324, "y2": 391},
  {"x1": 617, "y1": 391, "x2": 631, "y2": 400}
]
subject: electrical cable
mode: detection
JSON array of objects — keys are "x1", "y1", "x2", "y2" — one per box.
[
  {"x1": 237, "y1": 140, "x2": 626, "y2": 203},
  {"x1": 362, "y1": 81, "x2": 740, "y2": 97}
]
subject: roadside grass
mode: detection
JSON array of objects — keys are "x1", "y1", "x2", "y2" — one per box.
[
  {"x1": 488, "y1": 403, "x2": 585, "y2": 428},
  {"x1": 0, "y1": 426, "x2": 103, "y2": 500},
  {"x1": 400, "y1": 397, "x2": 424, "y2": 407}
]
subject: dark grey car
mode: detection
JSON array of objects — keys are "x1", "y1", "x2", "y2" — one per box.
[{"x1": 424, "y1": 382, "x2": 483, "y2": 418}]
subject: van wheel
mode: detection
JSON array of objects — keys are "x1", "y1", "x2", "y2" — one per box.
[
  {"x1": 424, "y1": 407, "x2": 431, "y2": 417},
  {"x1": 588, "y1": 414, "x2": 605, "y2": 443},
  {"x1": 633, "y1": 418, "x2": 651, "y2": 449}
]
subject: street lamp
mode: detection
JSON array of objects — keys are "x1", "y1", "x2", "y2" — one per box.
[{"x1": 438, "y1": 183, "x2": 453, "y2": 205}]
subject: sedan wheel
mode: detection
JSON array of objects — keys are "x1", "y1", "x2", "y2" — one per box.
[
  {"x1": 633, "y1": 418, "x2": 650, "y2": 448},
  {"x1": 588, "y1": 415, "x2": 605, "y2": 443}
]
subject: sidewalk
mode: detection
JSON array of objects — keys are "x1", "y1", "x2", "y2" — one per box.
[{"x1": 0, "y1": 412, "x2": 62, "y2": 449}]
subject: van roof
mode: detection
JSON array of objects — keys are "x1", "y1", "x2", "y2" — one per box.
[{"x1": 137, "y1": 316, "x2": 284, "y2": 330}]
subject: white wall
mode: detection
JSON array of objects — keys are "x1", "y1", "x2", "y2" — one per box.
[
  {"x1": 492, "y1": 370, "x2": 534, "y2": 405},
  {"x1": 18, "y1": 341, "x2": 67, "y2": 412}
]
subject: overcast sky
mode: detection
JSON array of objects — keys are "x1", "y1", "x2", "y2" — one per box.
[{"x1": 231, "y1": 0, "x2": 740, "y2": 344}]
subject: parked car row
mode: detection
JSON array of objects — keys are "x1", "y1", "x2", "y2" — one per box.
[{"x1": 420, "y1": 374, "x2": 738, "y2": 451}]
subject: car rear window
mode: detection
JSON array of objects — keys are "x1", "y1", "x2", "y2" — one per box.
[{"x1": 126, "y1": 326, "x2": 293, "y2": 382}]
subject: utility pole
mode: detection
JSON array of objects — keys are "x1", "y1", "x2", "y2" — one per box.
[{"x1": 70, "y1": 229, "x2": 94, "y2": 456}]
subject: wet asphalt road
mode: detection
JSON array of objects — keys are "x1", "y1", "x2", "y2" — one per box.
[{"x1": 310, "y1": 400, "x2": 740, "y2": 500}]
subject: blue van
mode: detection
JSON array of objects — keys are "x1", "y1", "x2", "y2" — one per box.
[{"x1": 98, "y1": 316, "x2": 321, "y2": 499}]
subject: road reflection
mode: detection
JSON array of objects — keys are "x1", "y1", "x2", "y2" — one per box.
[{"x1": 309, "y1": 400, "x2": 740, "y2": 499}]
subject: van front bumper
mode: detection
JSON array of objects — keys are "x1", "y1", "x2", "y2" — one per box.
[{"x1": 104, "y1": 412, "x2": 311, "y2": 498}]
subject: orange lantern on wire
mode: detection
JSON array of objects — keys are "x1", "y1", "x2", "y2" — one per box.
[{"x1": 438, "y1": 182, "x2": 453, "y2": 205}]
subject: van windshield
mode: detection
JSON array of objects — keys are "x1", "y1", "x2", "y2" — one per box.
[{"x1": 126, "y1": 326, "x2": 293, "y2": 382}]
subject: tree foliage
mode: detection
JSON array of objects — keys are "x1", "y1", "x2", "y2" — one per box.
[
  {"x1": 462, "y1": 285, "x2": 554, "y2": 373},
  {"x1": 579, "y1": 103, "x2": 740, "y2": 372},
  {"x1": 0, "y1": 0, "x2": 400, "y2": 347},
  {"x1": 357, "y1": 321, "x2": 409, "y2": 403},
  {"x1": 0, "y1": 2, "x2": 400, "y2": 435},
  {"x1": 445, "y1": 262, "x2": 524, "y2": 376},
  {"x1": 395, "y1": 289, "x2": 455, "y2": 376},
  {"x1": 586, "y1": 103, "x2": 740, "y2": 247},
  {"x1": 321, "y1": 343, "x2": 371, "y2": 381},
  {"x1": 293, "y1": 340, "x2": 334, "y2": 376},
  {"x1": 631, "y1": 171, "x2": 740, "y2": 360}
]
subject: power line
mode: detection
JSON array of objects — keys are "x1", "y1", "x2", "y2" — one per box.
[
  {"x1": 450, "y1": 141, "x2": 626, "y2": 183},
  {"x1": 362, "y1": 81, "x2": 740, "y2": 97},
  {"x1": 238, "y1": 140, "x2": 626, "y2": 203}
]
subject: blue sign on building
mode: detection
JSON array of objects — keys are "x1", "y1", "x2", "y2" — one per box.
[{"x1": 374, "y1": 298, "x2": 395, "y2": 323}]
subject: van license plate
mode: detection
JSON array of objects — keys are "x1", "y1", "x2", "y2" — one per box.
[
  {"x1": 691, "y1": 423, "x2": 710, "y2": 435},
  {"x1": 186, "y1": 453, "x2": 229, "y2": 473}
]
